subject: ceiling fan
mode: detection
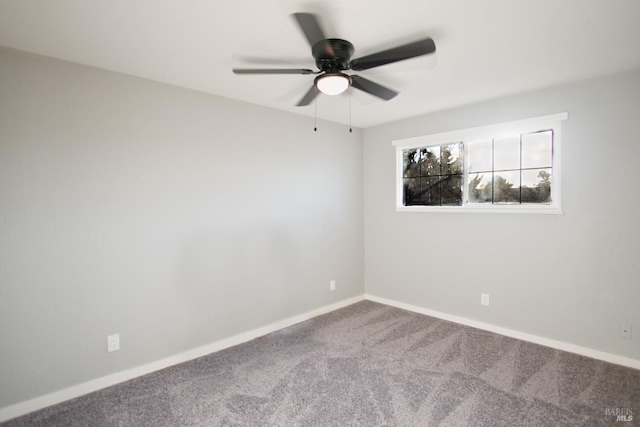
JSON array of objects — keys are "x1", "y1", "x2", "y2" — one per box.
[{"x1": 232, "y1": 13, "x2": 436, "y2": 106}]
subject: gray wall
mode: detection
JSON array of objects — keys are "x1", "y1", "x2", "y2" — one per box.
[
  {"x1": 364, "y1": 70, "x2": 640, "y2": 361},
  {"x1": 2, "y1": 43, "x2": 639, "y2": 411},
  {"x1": 0, "y1": 47, "x2": 364, "y2": 408}
]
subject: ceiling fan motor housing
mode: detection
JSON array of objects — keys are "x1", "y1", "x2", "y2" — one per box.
[{"x1": 312, "y1": 38, "x2": 354, "y2": 71}]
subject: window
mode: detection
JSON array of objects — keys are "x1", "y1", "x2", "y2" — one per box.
[{"x1": 393, "y1": 113, "x2": 567, "y2": 213}]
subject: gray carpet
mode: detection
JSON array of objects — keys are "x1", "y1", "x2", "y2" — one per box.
[{"x1": 3, "y1": 301, "x2": 639, "y2": 426}]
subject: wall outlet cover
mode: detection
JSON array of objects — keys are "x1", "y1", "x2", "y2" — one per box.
[
  {"x1": 481, "y1": 293, "x2": 490, "y2": 306},
  {"x1": 107, "y1": 334, "x2": 120, "y2": 352}
]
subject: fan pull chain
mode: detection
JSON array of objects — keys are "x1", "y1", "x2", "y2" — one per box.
[
  {"x1": 349, "y1": 91, "x2": 352, "y2": 133},
  {"x1": 314, "y1": 94, "x2": 318, "y2": 132}
]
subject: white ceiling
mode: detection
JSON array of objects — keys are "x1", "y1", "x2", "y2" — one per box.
[{"x1": 1, "y1": 0, "x2": 639, "y2": 128}]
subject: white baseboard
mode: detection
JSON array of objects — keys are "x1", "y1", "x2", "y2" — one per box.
[
  {"x1": 0, "y1": 295, "x2": 365, "y2": 423},
  {"x1": 365, "y1": 294, "x2": 640, "y2": 370}
]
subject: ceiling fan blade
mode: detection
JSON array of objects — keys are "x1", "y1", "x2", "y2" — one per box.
[
  {"x1": 350, "y1": 38, "x2": 436, "y2": 71},
  {"x1": 296, "y1": 85, "x2": 319, "y2": 106},
  {"x1": 293, "y1": 13, "x2": 326, "y2": 47},
  {"x1": 233, "y1": 54, "x2": 309, "y2": 66},
  {"x1": 233, "y1": 68, "x2": 316, "y2": 75},
  {"x1": 350, "y1": 75, "x2": 398, "y2": 101}
]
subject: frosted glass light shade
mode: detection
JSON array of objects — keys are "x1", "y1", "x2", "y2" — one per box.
[{"x1": 316, "y1": 73, "x2": 350, "y2": 95}]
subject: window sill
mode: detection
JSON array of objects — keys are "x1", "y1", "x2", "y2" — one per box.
[{"x1": 396, "y1": 205, "x2": 563, "y2": 214}]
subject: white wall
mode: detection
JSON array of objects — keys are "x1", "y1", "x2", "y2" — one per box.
[
  {"x1": 364, "y1": 70, "x2": 640, "y2": 361},
  {"x1": 0, "y1": 47, "x2": 364, "y2": 408}
]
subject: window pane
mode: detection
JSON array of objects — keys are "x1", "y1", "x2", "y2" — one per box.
[
  {"x1": 468, "y1": 173, "x2": 492, "y2": 203},
  {"x1": 403, "y1": 177, "x2": 422, "y2": 205},
  {"x1": 522, "y1": 131, "x2": 552, "y2": 169},
  {"x1": 403, "y1": 177, "x2": 441, "y2": 206},
  {"x1": 441, "y1": 143, "x2": 463, "y2": 175},
  {"x1": 493, "y1": 171, "x2": 520, "y2": 204},
  {"x1": 441, "y1": 174, "x2": 463, "y2": 206},
  {"x1": 468, "y1": 140, "x2": 492, "y2": 172},
  {"x1": 422, "y1": 177, "x2": 442, "y2": 206},
  {"x1": 403, "y1": 149, "x2": 421, "y2": 178},
  {"x1": 493, "y1": 136, "x2": 520, "y2": 171},
  {"x1": 521, "y1": 168, "x2": 552, "y2": 204},
  {"x1": 422, "y1": 146, "x2": 441, "y2": 176}
]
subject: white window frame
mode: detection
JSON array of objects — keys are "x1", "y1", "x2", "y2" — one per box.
[{"x1": 393, "y1": 113, "x2": 568, "y2": 214}]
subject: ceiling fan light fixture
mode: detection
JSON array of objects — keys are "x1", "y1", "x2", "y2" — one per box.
[{"x1": 315, "y1": 73, "x2": 351, "y2": 95}]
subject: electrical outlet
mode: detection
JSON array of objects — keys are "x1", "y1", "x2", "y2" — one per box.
[
  {"x1": 330, "y1": 280, "x2": 336, "y2": 291},
  {"x1": 481, "y1": 293, "x2": 490, "y2": 306},
  {"x1": 620, "y1": 324, "x2": 632, "y2": 339},
  {"x1": 107, "y1": 334, "x2": 120, "y2": 352}
]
